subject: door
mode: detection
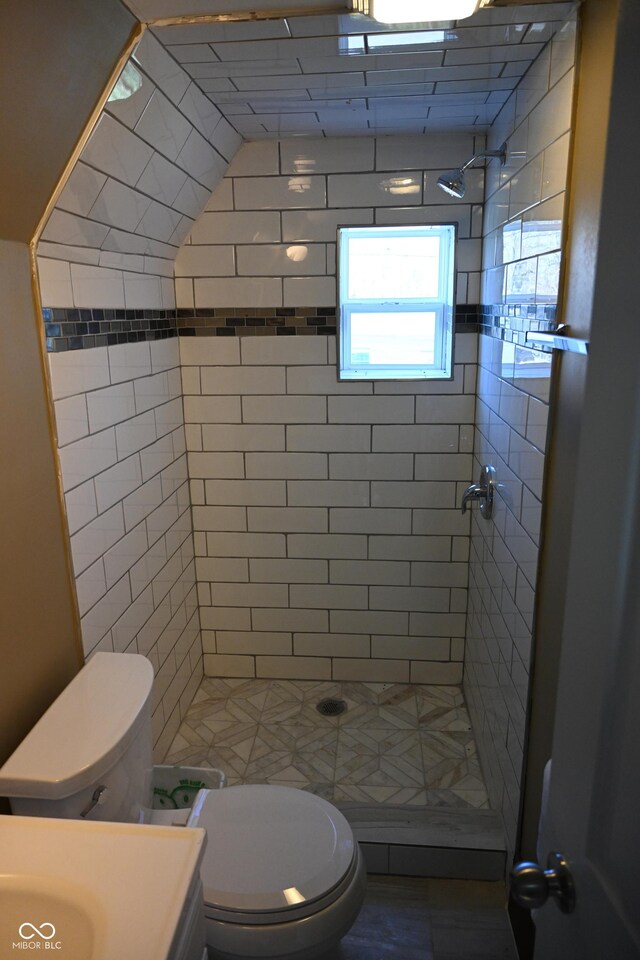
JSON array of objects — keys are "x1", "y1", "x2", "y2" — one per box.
[{"x1": 528, "y1": 2, "x2": 640, "y2": 955}]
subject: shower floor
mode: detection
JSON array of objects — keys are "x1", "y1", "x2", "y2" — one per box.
[{"x1": 165, "y1": 678, "x2": 489, "y2": 809}]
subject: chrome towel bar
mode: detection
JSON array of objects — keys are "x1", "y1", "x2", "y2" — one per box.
[{"x1": 525, "y1": 325, "x2": 589, "y2": 354}]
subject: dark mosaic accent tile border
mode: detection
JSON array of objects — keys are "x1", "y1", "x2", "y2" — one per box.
[
  {"x1": 177, "y1": 305, "x2": 478, "y2": 338},
  {"x1": 176, "y1": 306, "x2": 337, "y2": 338},
  {"x1": 479, "y1": 302, "x2": 558, "y2": 352},
  {"x1": 454, "y1": 303, "x2": 480, "y2": 332},
  {"x1": 43, "y1": 305, "x2": 480, "y2": 351},
  {"x1": 42, "y1": 308, "x2": 177, "y2": 353}
]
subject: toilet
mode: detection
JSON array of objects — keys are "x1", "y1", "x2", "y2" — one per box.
[{"x1": 0, "y1": 653, "x2": 366, "y2": 960}]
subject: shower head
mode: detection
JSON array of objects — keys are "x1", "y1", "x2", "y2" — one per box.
[
  {"x1": 437, "y1": 169, "x2": 466, "y2": 199},
  {"x1": 437, "y1": 142, "x2": 507, "y2": 200}
]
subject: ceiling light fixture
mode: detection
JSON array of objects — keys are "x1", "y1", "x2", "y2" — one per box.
[{"x1": 365, "y1": 0, "x2": 487, "y2": 25}]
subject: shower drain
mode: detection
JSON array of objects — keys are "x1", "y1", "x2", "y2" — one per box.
[{"x1": 316, "y1": 698, "x2": 347, "y2": 717}]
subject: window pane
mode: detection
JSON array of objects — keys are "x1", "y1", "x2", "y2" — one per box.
[
  {"x1": 348, "y1": 235, "x2": 440, "y2": 300},
  {"x1": 350, "y1": 313, "x2": 436, "y2": 366},
  {"x1": 338, "y1": 224, "x2": 454, "y2": 382}
]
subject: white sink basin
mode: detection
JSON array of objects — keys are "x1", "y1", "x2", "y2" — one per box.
[
  {"x1": 0, "y1": 873, "x2": 101, "y2": 958},
  {"x1": 0, "y1": 815, "x2": 206, "y2": 960}
]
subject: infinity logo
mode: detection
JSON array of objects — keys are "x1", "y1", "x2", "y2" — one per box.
[{"x1": 18, "y1": 923, "x2": 56, "y2": 941}]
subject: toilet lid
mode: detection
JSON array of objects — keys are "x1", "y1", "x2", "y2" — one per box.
[{"x1": 191, "y1": 785, "x2": 355, "y2": 914}]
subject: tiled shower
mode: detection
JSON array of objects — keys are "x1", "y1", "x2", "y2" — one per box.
[
  {"x1": 183, "y1": 330, "x2": 476, "y2": 686},
  {"x1": 38, "y1": 3, "x2": 577, "y2": 857}
]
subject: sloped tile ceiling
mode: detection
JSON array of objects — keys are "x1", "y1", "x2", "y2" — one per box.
[
  {"x1": 37, "y1": 1, "x2": 576, "y2": 309},
  {"x1": 37, "y1": 30, "x2": 242, "y2": 308},
  {"x1": 151, "y1": 2, "x2": 576, "y2": 137}
]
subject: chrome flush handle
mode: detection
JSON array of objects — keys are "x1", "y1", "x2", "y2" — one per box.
[
  {"x1": 461, "y1": 464, "x2": 496, "y2": 520},
  {"x1": 80, "y1": 785, "x2": 107, "y2": 818}
]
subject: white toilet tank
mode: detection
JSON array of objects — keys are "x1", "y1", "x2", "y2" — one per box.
[{"x1": 0, "y1": 653, "x2": 154, "y2": 823}]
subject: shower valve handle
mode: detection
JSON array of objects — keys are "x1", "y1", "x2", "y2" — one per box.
[{"x1": 461, "y1": 465, "x2": 496, "y2": 520}]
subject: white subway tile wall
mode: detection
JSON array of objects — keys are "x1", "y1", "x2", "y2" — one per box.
[
  {"x1": 481, "y1": 16, "x2": 576, "y2": 307},
  {"x1": 182, "y1": 332, "x2": 477, "y2": 683},
  {"x1": 50, "y1": 339, "x2": 202, "y2": 758},
  {"x1": 465, "y1": 12, "x2": 577, "y2": 854},
  {"x1": 37, "y1": 31, "x2": 240, "y2": 311},
  {"x1": 36, "y1": 9, "x2": 579, "y2": 837},
  {"x1": 175, "y1": 134, "x2": 484, "y2": 309}
]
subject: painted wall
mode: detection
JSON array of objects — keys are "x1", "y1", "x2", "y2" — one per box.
[
  {"x1": 0, "y1": 0, "x2": 135, "y2": 242},
  {"x1": 0, "y1": 242, "x2": 82, "y2": 770},
  {"x1": 37, "y1": 30, "x2": 241, "y2": 311},
  {"x1": 464, "y1": 12, "x2": 577, "y2": 853},
  {"x1": 0, "y1": 1, "x2": 136, "y2": 771}
]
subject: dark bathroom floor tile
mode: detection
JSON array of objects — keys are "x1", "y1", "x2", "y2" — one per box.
[{"x1": 318, "y1": 876, "x2": 516, "y2": 960}]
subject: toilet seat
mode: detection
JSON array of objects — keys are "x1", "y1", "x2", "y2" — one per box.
[{"x1": 188, "y1": 785, "x2": 356, "y2": 925}]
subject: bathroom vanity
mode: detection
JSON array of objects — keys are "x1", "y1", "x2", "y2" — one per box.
[{"x1": 0, "y1": 815, "x2": 207, "y2": 960}]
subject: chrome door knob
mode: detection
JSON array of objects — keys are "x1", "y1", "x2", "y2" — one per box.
[{"x1": 510, "y1": 852, "x2": 576, "y2": 914}]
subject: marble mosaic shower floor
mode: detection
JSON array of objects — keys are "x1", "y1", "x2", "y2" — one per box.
[{"x1": 165, "y1": 679, "x2": 489, "y2": 809}]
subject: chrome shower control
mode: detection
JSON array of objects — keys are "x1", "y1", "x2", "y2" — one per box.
[{"x1": 461, "y1": 464, "x2": 496, "y2": 520}]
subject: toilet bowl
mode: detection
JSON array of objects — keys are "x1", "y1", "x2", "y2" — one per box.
[
  {"x1": 0, "y1": 654, "x2": 366, "y2": 960},
  {"x1": 189, "y1": 784, "x2": 366, "y2": 960}
]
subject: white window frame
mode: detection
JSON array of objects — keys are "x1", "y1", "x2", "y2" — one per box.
[{"x1": 337, "y1": 223, "x2": 456, "y2": 381}]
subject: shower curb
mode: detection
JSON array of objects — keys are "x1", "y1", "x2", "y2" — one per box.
[{"x1": 339, "y1": 803, "x2": 506, "y2": 882}]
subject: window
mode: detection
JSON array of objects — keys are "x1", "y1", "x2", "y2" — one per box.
[{"x1": 337, "y1": 224, "x2": 456, "y2": 381}]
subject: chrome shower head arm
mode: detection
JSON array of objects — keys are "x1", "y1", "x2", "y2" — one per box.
[{"x1": 459, "y1": 142, "x2": 507, "y2": 173}]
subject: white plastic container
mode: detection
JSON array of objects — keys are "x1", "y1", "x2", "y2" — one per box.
[{"x1": 152, "y1": 765, "x2": 226, "y2": 810}]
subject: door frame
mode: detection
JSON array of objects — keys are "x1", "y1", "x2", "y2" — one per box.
[{"x1": 516, "y1": 0, "x2": 622, "y2": 862}]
